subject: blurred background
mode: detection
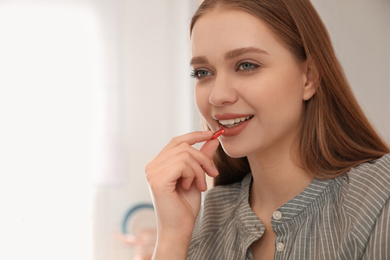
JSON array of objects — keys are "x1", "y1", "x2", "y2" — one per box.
[{"x1": 0, "y1": 0, "x2": 388, "y2": 259}]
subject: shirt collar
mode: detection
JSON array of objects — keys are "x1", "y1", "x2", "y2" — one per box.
[
  {"x1": 273, "y1": 177, "x2": 333, "y2": 225},
  {"x1": 235, "y1": 173, "x2": 334, "y2": 230}
]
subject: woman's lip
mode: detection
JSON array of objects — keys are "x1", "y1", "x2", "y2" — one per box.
[
  {"x1": 212, "y1": 113, "x2": 254, "y2": 120},
  {"x1": 217, "y1": 116, "x2": 253, "y2": 137}
]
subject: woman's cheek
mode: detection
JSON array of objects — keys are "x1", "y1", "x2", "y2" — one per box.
[{"x1": 195, "y1": 89, "x2": 209, "y2": 115}]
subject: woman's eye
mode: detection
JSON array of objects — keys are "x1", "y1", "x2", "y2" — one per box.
[
  {"x1": 237, "y1": 62, "x2": 259, "y2": 71},
  {"x1": 191, "y1": 69, "x2": 212, "y2": 79}
]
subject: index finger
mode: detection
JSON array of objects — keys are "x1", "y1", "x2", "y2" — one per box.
[{"x1": 164, "y1": 131, "x2": 214, "y2": 151}]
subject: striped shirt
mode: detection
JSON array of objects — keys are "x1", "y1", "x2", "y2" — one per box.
[{"x1": 188, "y1": 154, "x2": 390, "y2": 259}]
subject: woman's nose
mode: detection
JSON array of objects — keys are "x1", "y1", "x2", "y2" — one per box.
[{"x1": 208, "y1": 73, "x2": 238, "y2": 106}]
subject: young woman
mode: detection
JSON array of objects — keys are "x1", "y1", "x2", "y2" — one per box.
[{"x1": 145, "y1": 0, "x2": 390, "y2": 259}]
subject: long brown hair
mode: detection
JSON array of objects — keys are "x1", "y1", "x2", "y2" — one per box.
[{"x1": 190, "y1": 0, "x2": 389, "y2": 186}]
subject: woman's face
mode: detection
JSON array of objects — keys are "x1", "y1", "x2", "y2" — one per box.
[{"x1": 191, "y1": 9, "x2": 314, "y2": 159}]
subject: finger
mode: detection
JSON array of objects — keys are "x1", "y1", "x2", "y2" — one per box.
[
  {"x1": 157, "y1": 152, "x2": 207, "y2": 192},
  {"x1": 200, "y1": 138, "x2": 220, "y2": 159},
  {"x1": 150, "y1": 142, "x2": 218, "y2": 178},
  {"x1": 178, "y1": 144, "x2": 218, "y2": 178},
  {"x1": 163, "y1": 131, "x2": 213, "y2": 151},
  {"x1": 181, "y1": 171, "x2": 207, "y2": 192},
  {"x1": 149, "y1": 131, "x2": 214, "y2": 171},
  {"x1": 180, "y1": 168, "x2": 196, "y2": 191},
  {"x1": 176, "y1": 152, "x2": 208, "y2": 191},
  {"x1": 181, "y1": 173, "x2": 207, "y2": 192}
]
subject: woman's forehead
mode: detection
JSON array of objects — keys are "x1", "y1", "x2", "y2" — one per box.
[{"x1": 190, "y1": 9, "x2": 281, "y2": 60}]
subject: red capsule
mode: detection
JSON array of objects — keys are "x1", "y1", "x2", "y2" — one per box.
[{"x1": 211, "y1": 129, "x2": 225, "y2": 140}]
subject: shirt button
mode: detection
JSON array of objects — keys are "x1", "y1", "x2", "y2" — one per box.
[
  {"x1": 272, "y1": 210, "x2": 282, "y2": 220},
  {"x1": 276, "y1": 242, "x2": 285, "y2": 252}
]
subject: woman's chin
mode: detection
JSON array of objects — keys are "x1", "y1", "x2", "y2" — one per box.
[{"x1": 220, "y1": 144, "x2": 249, "y2": 159}]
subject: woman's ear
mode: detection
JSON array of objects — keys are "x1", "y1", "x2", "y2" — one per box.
[{"x1": 302, "y1": 57, "x2": 319, "y2": 101}]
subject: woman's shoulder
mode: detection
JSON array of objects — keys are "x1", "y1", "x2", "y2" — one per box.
[
  {"x1": 337, "y1": 153, "x2": 390, "y2": 216},
  {"x1": 344, "y1": 153, "x2": 390, "y2": 189}
]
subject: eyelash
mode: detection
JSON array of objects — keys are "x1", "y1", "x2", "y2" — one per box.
[
  {"x1": 190, "y1": 62, "x2": 261, "y2": 80},
  {"x1": 190, "y1": 69, "x2": 212, "y2": 79},
  {"x1": 236, "y1": 62, "x2": 260, "y2": 72}
]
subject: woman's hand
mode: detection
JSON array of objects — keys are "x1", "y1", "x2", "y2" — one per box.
[{"x1": 145, "y1": 131, "x2": 220, "y2": 259}]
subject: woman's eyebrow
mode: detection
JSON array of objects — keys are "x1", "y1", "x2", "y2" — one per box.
[
  {"x1": 190, "y1": 56, "x2": 208, "y2": 66},
  {"x1": 224, "y1": 47, "x2": 268, "y2": 60},
  {"x1": 190, "y1": 47, "x2": 268, "y2": 66}
]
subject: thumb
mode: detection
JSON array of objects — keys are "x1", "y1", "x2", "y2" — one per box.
[{"x1": 200, "y1": 139, "x2": 220, "y2": 159}]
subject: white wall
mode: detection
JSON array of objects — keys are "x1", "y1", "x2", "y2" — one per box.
[{"x1": 0, "y1": 2, "x2": 95, "y2": 260}]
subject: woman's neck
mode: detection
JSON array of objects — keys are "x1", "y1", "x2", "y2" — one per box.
[{"x1": 247, "y1": 147, "x2": 314, "y2": 217}]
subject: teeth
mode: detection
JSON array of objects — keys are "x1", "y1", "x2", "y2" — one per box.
[{"x1": 218, "y1": 116, "x2": 252, "y2": 127}]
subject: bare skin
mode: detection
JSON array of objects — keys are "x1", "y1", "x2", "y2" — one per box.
[{"x1": 145, "y1": 131, "x2": 220, "y2": 259}]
